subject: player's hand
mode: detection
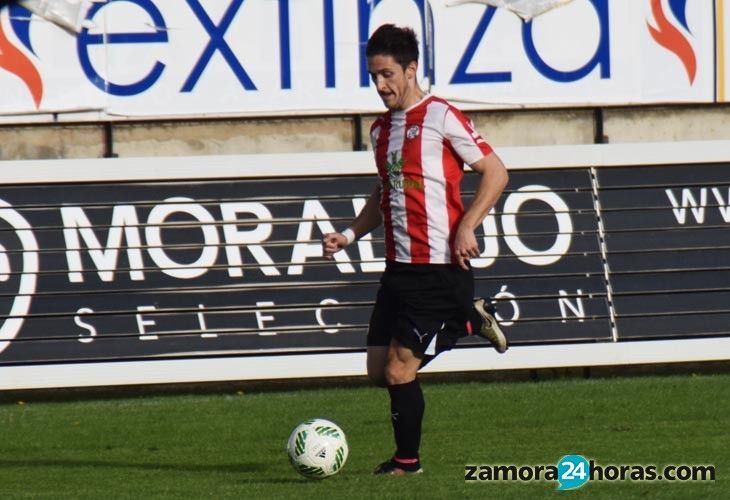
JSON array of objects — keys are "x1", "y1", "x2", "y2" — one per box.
[
  {"x1": 322, "y1": 232, "x2": 349, "y2": 259},
  {"x1": 453, "y1": 224, "x2": 479, "y2": 270}
]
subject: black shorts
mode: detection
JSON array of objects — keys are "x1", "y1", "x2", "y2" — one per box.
[{"x1": 367, "y1": 261, "x2": 474, "y2": 362}]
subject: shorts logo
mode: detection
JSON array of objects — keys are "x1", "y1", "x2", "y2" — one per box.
[
  {"x1": 406, "y1": 125, "x2": 420, "y2": 139},
  {"x1": 0, "y1": 199, "x2": 39, "y2": 355},
  {"x1": 412, "y1": 328, "x2": 428, "y2": 344},
  {"x1": 413, "y1": 322, "x2": 445, "y2": 356}
]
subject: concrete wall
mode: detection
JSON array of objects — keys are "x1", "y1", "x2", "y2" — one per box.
[
  {"x1": 602, "y1": 106, "x2": 730, "y2": 143},
  {"x1": 0, "y1": 104, "x2": 728, "y2": 161},
  {"x1": 0, "y1": 124, "x2": 106, "y2": 160},
  {"x1": 356, "y1": 109, "x2": 598, "y2": 149},
  {"x1": 113, "y1": 117, "x2": 356, "y2": 157}
]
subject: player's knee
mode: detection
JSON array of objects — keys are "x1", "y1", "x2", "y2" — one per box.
[{"x1": 384, "y1": 361, "x2": 414, "y2": 386}]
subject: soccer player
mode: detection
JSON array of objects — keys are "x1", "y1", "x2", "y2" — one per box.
[{"x1": 322, "y1": 24, "x2": 509, "y2": 476}]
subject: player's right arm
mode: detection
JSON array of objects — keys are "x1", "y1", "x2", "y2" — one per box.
[{"x1": 322, "y1": 186, "x2": 382, "y2": 259}]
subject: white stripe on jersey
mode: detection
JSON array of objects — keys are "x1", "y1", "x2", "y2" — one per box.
[
  {"x1": 421, "y1": 101, "x2": 451, "y2": 263},
  {"x1": 385, "y1": 113, "x2": 410, "y2": 262},
  {"x1": 443, "y1": 109, "x2": 488, "y2": 166}
]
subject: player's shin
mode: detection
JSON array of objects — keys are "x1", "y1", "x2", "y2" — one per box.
[{"x1": 387, "y1": 378, "x2": 424, "y2": 462}]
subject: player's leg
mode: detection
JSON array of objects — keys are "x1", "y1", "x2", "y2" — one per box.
[
  {"x1": 372, "y1": 263, "x2": 458, "y2": 475},
  {"x1": 454, "y1": 263, "x2": 508, "y2": 353},
  {"x1": 469, "y1": 298, "x2": 508, "y2": 353},
  {"x1": 366, "y1": 345, "x2": 388, "y2": 387},
  {"x1": 374, "y1": 338, "x2": 424, "y2": 475},
  {"x1": 366, "y1": 279, "x2": 393, "y2": 388},
  {"x1": 384, "y1": 337, "x2": 421, "y2": 385}
]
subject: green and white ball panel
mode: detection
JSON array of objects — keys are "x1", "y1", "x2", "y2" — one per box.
[{"x1": 286, "y1": 418, "x2": 349, "y2": 479}]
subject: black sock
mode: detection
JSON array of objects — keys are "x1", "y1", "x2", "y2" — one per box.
[{"x1": 387, "y1": 379, "x2": 424, "y2": 462}]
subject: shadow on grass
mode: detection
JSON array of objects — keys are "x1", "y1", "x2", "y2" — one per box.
[
  {"x1": 0, "y1": 458, "x2": 340, "y2": 485},
  {"x1": 0, "y1": 458, "x2": 271, "y2": 475}
]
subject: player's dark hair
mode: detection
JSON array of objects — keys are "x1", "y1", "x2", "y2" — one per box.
[{"x1": 366, "y1": 24, "x2": 419, "y2": 70}]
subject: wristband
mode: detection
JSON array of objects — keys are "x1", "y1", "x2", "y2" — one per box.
[{"x1": 341, "y1": 228, "x2": 356, "y2": 245}]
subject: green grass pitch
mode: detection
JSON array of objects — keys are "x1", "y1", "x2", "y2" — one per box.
[{"x1": 0, "y1": 373, "x2": 726, "y2": 499}]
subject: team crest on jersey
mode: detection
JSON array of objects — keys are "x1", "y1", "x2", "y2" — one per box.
[{"x1": 406, "y1": 125, "x2": 420, "y2": 139}]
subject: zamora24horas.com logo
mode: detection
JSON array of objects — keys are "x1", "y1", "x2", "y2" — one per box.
[{"x1": 465, "y1": 454, "x2": 716, "y2": 490}]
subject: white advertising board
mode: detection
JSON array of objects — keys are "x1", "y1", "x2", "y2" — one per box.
[{"x1": 0, "y1": 0, "x2": 724, "y2": 118}]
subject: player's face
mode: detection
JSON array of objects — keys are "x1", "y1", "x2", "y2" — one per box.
[{"x1": 367, "y1": 55, "x2": 417, "y2": 111}]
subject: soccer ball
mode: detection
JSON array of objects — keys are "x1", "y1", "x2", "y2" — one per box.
[{"x1": 286, "y1": 418, "x2": 349, "y2": 479}]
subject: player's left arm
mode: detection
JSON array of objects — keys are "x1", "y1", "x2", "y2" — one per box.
[{"x1": 454, "y1": 152, "x2": 509, "y2": 270}]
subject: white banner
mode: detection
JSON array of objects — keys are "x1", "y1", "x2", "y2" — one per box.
[{"x1": 0, "y1": 0, "x2": 723, "y2": 117}]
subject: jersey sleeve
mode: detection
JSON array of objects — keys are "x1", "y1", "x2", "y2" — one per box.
[{"x1": 443, "y1": 107, "x2": 493, "y2": 166}]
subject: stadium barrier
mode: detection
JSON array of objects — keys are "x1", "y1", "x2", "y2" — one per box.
[{"x1": 0, "y1": 140, "x2": 729, "y2": 390}]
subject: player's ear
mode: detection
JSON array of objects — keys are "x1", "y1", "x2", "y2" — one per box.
[{"x1": 406, "y1": 61, "x2": 418, "y2": 80}]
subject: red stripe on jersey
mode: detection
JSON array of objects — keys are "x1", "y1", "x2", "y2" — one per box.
[
  {"x1": 403, "y1": 105, "x2": 430, "y2": 263},
  {"x1": 442, "y1": 139, "x2": 465, "y2": 262},
  {"x1": 374, "y1": 116, "x2": 396, "y2": 261}
]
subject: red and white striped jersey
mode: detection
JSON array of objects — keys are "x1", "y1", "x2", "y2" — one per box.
[{"x1": 369, "y1": 94, "x2": 493, "y2": 264}]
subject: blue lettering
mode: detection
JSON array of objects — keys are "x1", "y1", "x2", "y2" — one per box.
[
  {"x1": 77, "y1": 0, "x2": 168, "y2": 96},
  {"x1": 450, "y1": 6, "x2": 511, "y2": 84},
  {"x1": 182, "y1": 0, "x2": 256, "y2": 92},
  {"x1": 357, "y1": 0, "x2": 434, "y2": 87},
  {"x1": 324, "y1": 0, "x2": 335, "y2": 88},
  {"x1": 523, "y1": 0, "x2": 610, "y2": 82},
  {"x1": 279, "y1": 0, "x2": 291, "y2": 89}
]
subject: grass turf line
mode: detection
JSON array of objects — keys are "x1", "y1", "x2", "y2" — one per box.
[{"x1": 0, "y1": 373, "x2": 726, "y2": 499}]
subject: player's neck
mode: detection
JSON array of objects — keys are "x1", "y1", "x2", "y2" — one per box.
[{"x1": 399, "y1": 86, "x2": 427, "y2": 111}]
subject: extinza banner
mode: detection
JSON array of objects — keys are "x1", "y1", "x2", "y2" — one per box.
[{"x1": 0, "y1": 0, "x2": 724, "y2": 117}]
